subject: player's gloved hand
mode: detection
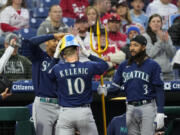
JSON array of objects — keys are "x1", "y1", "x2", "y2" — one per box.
[
  {"x1": 154, "y1": 113, "x2": 167, "y2": 130},
  {"x1": 97, "y1": 84, "x2": 107, "y2": 96},
  {"x1": 53, "y1": 40, "x2": 62, "y2": 58},
  {"x1": 76, "y1": 36, "x2": 90, "y2": 57}
]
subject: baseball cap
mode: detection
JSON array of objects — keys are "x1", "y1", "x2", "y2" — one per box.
[
  {"x1": 75, "y1": 16, "x2": 88, "y2": 23},
  {"x1": 127, "y1": 26, "x2": 140, "y2": 35},
  {"x1": 5, "y1": 33, "x2": 21, "y2": 47},
  {"x1": 116, "y1": 0, "x2": 128, "y2": 8},
  {"x1": 108, "y1": 13, "x2": 121, "y2": 22},
  {"x1": 131, "y1": 35, "x2": 147, "y2": 46}
]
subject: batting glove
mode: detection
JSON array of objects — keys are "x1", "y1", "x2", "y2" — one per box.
[
  {"x1": 53, "y1": 40, "x2": 62, "y2": 58},
  {"x1": 76, "y1": 36, "x2": 90, "y2": 57},
  {"x1": 97, "y1": 84, "x2": 107, "y2": 96},
  {"x1": 154, "y1": 113, "x2": 167, "y2": 130}
]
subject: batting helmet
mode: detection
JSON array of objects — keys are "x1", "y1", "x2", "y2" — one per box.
[{"x1": 59, "y1": 34, "x2": 80, "y2": 54}]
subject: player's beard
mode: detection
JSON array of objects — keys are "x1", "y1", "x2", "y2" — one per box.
[{"x1": 128, "y1": 50, "x2": 148, "y2": 67}]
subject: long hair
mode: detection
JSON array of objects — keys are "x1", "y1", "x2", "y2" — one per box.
[
  {"x1": 128, "y1": 50, "x2": 148, "y2": 67},
  {"x1": 146, "y1": 14, "x2": 162, "y2": 45},
  {"x1": 5, "y1": 0, "x2": 26, "y2": 8}
]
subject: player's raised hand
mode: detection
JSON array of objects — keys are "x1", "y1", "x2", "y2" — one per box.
[
  {"x1": 97, "y1": 84, "x2": 107, "y2": 96},
  {"x1": 1, "y1": 88, "x2": 12, "y2": 100},
  {"x1": 54, "y1": 33, "x2": 65, "y2": 40},
  {"x1": 53, "y1": 40, "x2": 62, "y2": 58},
  {"x1": 76, "y1": 36, "x2": 90, "y2": 57}
]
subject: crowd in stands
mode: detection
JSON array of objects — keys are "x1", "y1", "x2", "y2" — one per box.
[{"x1": 0, "y1": 0, "x2": 180, "y2": 82}]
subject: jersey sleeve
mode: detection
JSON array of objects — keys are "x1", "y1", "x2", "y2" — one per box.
[
  {"x1": 151, "y1": 63, "x2": 164, "y2": 113},
  {"x1": 27, "y1": 34, "x2": 54, "y2": 61},
  {"x1": 88, "y1": 54, "x2": 109, "y2": 75}
]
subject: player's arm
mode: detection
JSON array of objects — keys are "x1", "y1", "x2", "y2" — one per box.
[
  {"x1": 0, "y1": 38, "x2": 17, "y2": 73},
  {"x1": 152, "y1": 64, "x2": 165, "y2": 113}
]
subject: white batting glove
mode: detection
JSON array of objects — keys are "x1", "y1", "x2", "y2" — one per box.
[
  {"x1": 154, "y1": 113, "x2": 167, "y2": 130},
  {"x1": 53, "y1": 40, "x2": 62, "y2": 58},
  {"x1": 97, "y1": 84, "x2": 107, "y2": 96},
  {"x1": 76, "y1": 36, "x2": 90, "y2": 57}
]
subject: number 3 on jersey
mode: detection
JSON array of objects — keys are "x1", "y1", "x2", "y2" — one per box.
[{"x1": 67, "y1": 77, "x2": 85, "y2": 95}]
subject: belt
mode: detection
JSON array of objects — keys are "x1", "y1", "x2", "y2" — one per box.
[
  {"x1": 39, "y1": 97, "x2": 58, "y2": 104},
  {"x1": 128, "y1": 99, "x2": 153, "y2": 106}
]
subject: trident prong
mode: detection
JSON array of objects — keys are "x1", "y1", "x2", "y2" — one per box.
[{"x1": 90, "y1": 19, "x2": 108, "y2": 135}]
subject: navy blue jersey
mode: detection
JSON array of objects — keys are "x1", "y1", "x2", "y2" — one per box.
[
  {"x1": 111, "y1": 58, "x2": 164, "y2": 112},
  {"x1": 107, "y1": 114, "x2": 127, "y2": 135},
  {"x1": 49, "y1": 55, "x2": 108, "y2": 107},
  {"x1": 27, "y1": 34, "x2": 58, "y2": 98}
]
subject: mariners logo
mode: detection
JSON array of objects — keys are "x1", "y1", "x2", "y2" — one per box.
[{"x1": 164, "y1": 82, "x2": 171, "y2": 90}]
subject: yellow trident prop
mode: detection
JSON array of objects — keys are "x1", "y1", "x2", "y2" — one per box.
[{"x1": 90, "y1": 19, "x2": 108, "y2": 135}]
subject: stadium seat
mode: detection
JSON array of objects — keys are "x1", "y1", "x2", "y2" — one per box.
[
  {"x1": 62, "y1": 17, "x2": 75, "y2": 27},
  {"x1": 29, "y1": 18, "x2": 45, "y2": 29},
  {"x1": 41, "y1": 0, "x2": 60, "y2": 8},
  {"x1": 25, "y1": 0, "x2": 36, "y2": 9},
  {"x1": 30, "y1": 7, "x2": 49, "y2": 18}
]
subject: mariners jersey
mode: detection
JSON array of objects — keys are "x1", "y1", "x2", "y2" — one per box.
[
  {"x1": 27, "y1": 34, "x2": 58, "y2": 98},
  {"x1": 49, "y1": 55, "x2": 108, "y2": 107},
  {"x1": 107, "y1": 114, "x2": 127, "y2": 135},
  {"x1": 111, "y1": 58, "x2": 164, "y2": 112}
]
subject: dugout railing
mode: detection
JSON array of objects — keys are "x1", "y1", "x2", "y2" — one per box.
[{"x1": 0, "y1": 107, "x2": 35, "y2": 135}]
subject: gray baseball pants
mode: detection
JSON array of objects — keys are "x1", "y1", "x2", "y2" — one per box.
[
  {"x1": 126, "y1": 101, "x2": 156, "y2": 135},
  {"x1": 56, "y1": 106, "x2": 99, "y2": 135},
  {"x1": 33, "y1": 97, "x2": 60, "y2": 135}
]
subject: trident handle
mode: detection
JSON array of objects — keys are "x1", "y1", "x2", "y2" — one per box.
[{"x1": 90, "y1": 20, "x2": 108, "y2": 135}]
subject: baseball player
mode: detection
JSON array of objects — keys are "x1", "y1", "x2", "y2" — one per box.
[
  {"x1": 99, "y1": 35, "x2": 166, "y2": 135},
  {"x1": 107, "y1": 113, "x2": 127, "y2": 135},
  {"x1": 26, "y1": 33, "x2": 65, "y2": 135},
  {"x1": 48, "y1": 34, "x2": 109, "y2": 135}
]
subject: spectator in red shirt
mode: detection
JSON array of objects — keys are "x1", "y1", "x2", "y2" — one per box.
[
  {"x1": 107, "y1": 13, "x2": 127, "y2": 50},
  {"x1": 60, "y1": 0, "x2": 89, "y2": 19}
]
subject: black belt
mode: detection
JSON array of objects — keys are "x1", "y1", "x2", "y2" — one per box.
[{"x1": 128, "y1": 99, "x2": 154, "y2": 106}]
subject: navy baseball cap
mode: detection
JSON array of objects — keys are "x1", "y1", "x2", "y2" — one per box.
[
  {"x1": 116, "y1": 0, "x2": 128, "y2": 8},
  {"x1": 131, "y1": 35, "x2": 147, "y2": 46}
]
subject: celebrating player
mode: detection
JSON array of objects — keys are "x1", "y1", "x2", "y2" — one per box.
[
  {"x1": 99, "y1": 35, "x2": 166, "y2": 135},
  {"x1": 48, "y1": 34, "x2": 109, "y2": 135},
  {"x1": 26, "y1": 33, "x2": 65, "y2": 135}
]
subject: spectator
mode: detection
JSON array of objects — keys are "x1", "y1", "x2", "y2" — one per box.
[
  {"x1": 168, "y1": 16, "x2": 180, "y2": 46},
  {"x1": 143, "y1": 14, "x2": 176, "y2": 81},
  {"x1": 0, "y1": 33, "x2": 32, "y2": 81},
  {"x1": 85, "y1": 6, "x2": 99, "y2": 27},
  {"x1": 107, "y1": 13, "x2": 127, "y2": 50},
  {"x1": 146, "y1": 0, "x2": 178, "y2": 30},
  {"x1": 116, "y1": 0, "x2": 133, "y2": 33},
  {"x1": 37, "y1": 5, "x2": 68, "y2": 51},
  {"x1": 0, "y1": 0, "x2": 29, "y2": 35},
  {"x1": 121, "y1": 25, "x2": 141, "y2": 59},
  {"x1": 60, "y1": 0, "x2": 89, "y2": 19},
  {"x1": 0, "y1": 88, "x2": 11, "y2": 100},
  {"x1": 93, "y1": 0, "x2": 109, "y2": 17},
  {"x1": 177, "y1": 0, "x2": 180, "y2": 13},
  {"x1": 92, "y1": 28, "x2": 126, "y2": 80},
  {"x1": 130, "y1": 0, "x2": 149, "y2": 29},
  {"x1": 72, "y1": 16, "x2": 96, "y2": 62}
]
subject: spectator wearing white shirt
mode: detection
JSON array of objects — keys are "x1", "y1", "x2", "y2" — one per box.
[{"x1": 146, "y1": 0, "x2": 178, "y2": 30}]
